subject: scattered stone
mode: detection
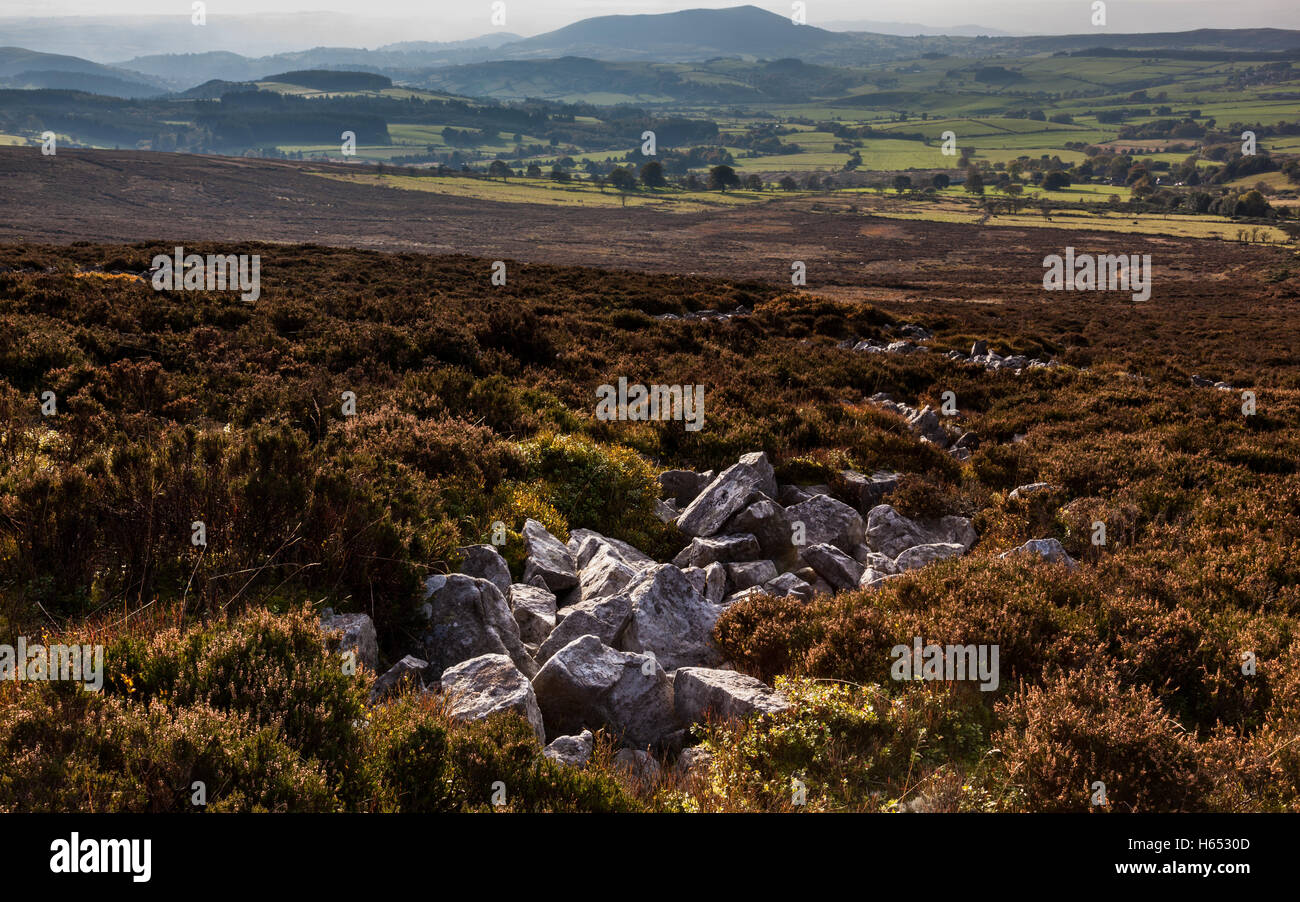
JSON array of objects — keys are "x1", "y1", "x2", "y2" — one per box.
[
  {"x1": 762, "y1": 571, "x2": 814, "y2": 602},
  {"x1": 320, "y1": 612, "x2": 378, "y2": 674},
  {"x1": 866, "y1": 504, "x2": 976, "y2": 558},
  {"x1": 533, "y1": 635, "x2": 679, "y2": 749},
  {"x1": 536, "y1": 592, "x2": 632, "y2": 664},
  {"x1": 619, "y1": 565, "x2": 724, "y2": 670},
  {"x1": 784, "y1": 494, "x2": 867, "y2": 552},
  {"x1": 703, "y1": 562, "x2": 727, "y2": 605},
  {"x1": 368, "y1": 654, "x2": 427, "y2": 704},
  {"x1": 894, "y1": 542, "x2": 966, "y2": 571},
  {"x1": 578, "y1": 544, "x2": 639, "y2": 602},
  {"x1": 544, "y1": 729, "x2": 594, "y2": 769},
  {"x1": 658, "y1": 469, "x2": 714, "y2": 506},
  {"x1": 510, "y1": 583, "x2": 557, "y2": 646},
  {"x1": 837, "y1": 470, "x2": 902, "y2": 512},
  {"x1": 725, "y1": 559, "x2": 779, "y2": 590},
  {"x1": 673, "y1": 667, "x2": 790, "y2": 725},
  {"x1": 999, "y1": 538, "x2": 1077, "y2": 568},
  {"x1": 672, "y1": 533, "x2": 761, "y2": 569},
  {"x1": 420, "y1": 574, "x2": 538, "y2": 680},
  {"x1": 457, "y1": 544, "x2": 512, "y2": 597},
  {"x1": 677, "y1": 452, "x2": 776, "y2": 536},
  {"x1": 441, "y1": 653, "x2": 546, "y2": 745},
  {"x1": 724, "y1": 500, "x2": 798, "y2": 568},
  {"x1": 676, "y1": 746, "x2": 714, "y2": 778},
  {"x1": 522, "y1": 519, "x2": 579, "y2": 592},
  {"x1": 614, "y1": 748, "x2": 663, "y2": 788},
  {"x1": 1008, "y1": 482, "x2": 1056, "y2": 502},
  {"x1": 800, "y1": 543, "x2": 864, "y2": 591}
]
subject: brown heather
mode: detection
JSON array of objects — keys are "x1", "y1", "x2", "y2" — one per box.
[{"x1": 0, "y1": 241, "x2": 1298, "y2": 810}]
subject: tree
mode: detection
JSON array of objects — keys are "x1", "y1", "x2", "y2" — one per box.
[
  {"x1": 893, "y1": 174, "x2": 912, "y2": 193},
  {"x1": 931, "y1": 173, "x2": 950, "y2": 190},
  {"x1": 964, "y1": 167, "x2": 985, "y2": 195},
  {"x1": 525, "y1": 163, "x2": 542, "y2": 178},
  {"x1": 709, "y1": 165, "x2": 740, "y2": 192},
  {"x1": 1042, "y1": 170, "x2": 1071, "y2": 191},
  {"x1": 779, "y1": 175, "x2": 798, "y2": 191},
  {"x1": 745, "y1": 174, "x2": 764, "y2": 190},
  {"x1": 609, "y1": 167, "x2": 637, "y2": 192},
  {"x1": 488, "y1": 160, "x2": 511, "y2": 181},
  {"x1": 640, "y1": 160, "x2": 666, "y2": 188}
]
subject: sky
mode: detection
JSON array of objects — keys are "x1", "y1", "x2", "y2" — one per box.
[{"x1": 3, "y1": 0, "x2": 1298, "y2": 42}]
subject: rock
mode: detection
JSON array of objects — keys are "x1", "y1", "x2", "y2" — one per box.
[
  {"x1": 867, "y1": 505, "x2": 976, "y2": 558},
  {"x1": 673, "y1": 667, "x2": 790, "y2": 725},
  {"x1": 510, "y1": 583, "x2": 557, "y2": 646},
  {"x1": 614, "y1": 748, "x2": 662, "y2": 788},
  {"x1": 854, "y1": 549, "x2": 899, "y2": 574},
  {"x1": 1000, "y1": 538, "x2": 1077, "y2": 568},
  {"x1": 894, "y1": 542, "x2": 966, "y2": 571},
  {"x1": 658, "y1": 469, "x2": 713, "y2": 506},
  {"x1": 800, "y1": 543, "x2": 865, "y2": 591},
  {"x1": 676, "y1": 746, "x2": 714, "y2": 777},
  {"x1": 906, "y1": 405, "x2": 951, "y2": 448},
  {"x1": 457, "y1": 544, "x2": 512, "y2": 597},
  {"x1": 837, "y1": 470, "x2": 902, "y2": 513},
  {"x1": 971, "y1": 339, "x2": 988, "y2": 357},
  {"x1": 1008, "y1": 482, "x2": 1056, "y2": 502},
  {"x1": 533, "y1": 635, "x2": 679, "y2": 749},
  {"x1": 655, "y1": 498, "x2": 680, "y2": 523},
  {"x1": 521, "y1": 519, "x2": 579, "y2": 592},
  {"x1": 368, "y1": 654, "x2": 427, "y2": 703},
  {"x1": 722, "y1": 586, "x2": 769, "y2": 607},
  {"x1": 568, "y1": 529, "x2": 656, "y2": 572},
  {"x1": 785, "y1": 494, "x2": 867, "y2": 552},
  {"x1": 672, "y1": 533, "x2": 761, "y2": 569},
  {"x1": 1190, "y1": 374, "x2": 1214, "y2": 388},
  {"x1": 703, "y1": 562, "x2": 727, "y2": 605},
  {"x1": 762, "y1": 571, "x2": 814, "y2": 602},
  {"x1": 726, "y1": 559, "x2": 779, "y2": 591},
  {"x1": 677, "y1": 453, "x2": 776, "y2": 537},
  {"x1": 536, "y1": 592, "x2": 632, "y2": 664},
  {"x1": 441, "y1": 653, "x2": 546, "y2": 745},
  {"x1": 724, "y1": 500, "x2": 798, "y2": 569},
  {"x1": 619, "y1": 565, "x2": 723, "y2": 670},
  {"x1": 858, "y1": 567, "x2": 895, "y2": 590},
  {"x1": 954, "y1": 431, "x2": 980, "y2": 451},
  {"x1": 320, "y1": 612, "x2": 378, "y2": 674},
  {"x1": 682, "y1": 565, "x2": 707, "y2": 598},
  {"x1": 420, "y1": 574, "x2": 537, "y2": 680},
  {"x1": 543, "y1": 729, "x2": 594, "y2": 769},
  {"x1": 578, "y1": 544, "x2": 639, "y2": 602}
]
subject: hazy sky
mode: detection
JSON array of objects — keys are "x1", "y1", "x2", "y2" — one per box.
[{"x1": 4, "y1": 0, "x2": 1299, "y2": 41}]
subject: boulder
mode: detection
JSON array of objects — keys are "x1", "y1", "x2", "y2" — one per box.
[
  {"x1": 568, "y1": 529, "x2": 656, "y2": 572},
  {"x1": 784, "y1": 494, "x2": 867, "y2": 552},
  {"x1": 894, "y1": 542, "x2": 966, "y2": 571},
  {"x1": 510, "y1": 583, "x2": 557, "y2": 646},
  {"x1": 858, "y1": 567, "x2": 895, "y2": 590},
  {"x1": 533, "y1": 635, "x2": 679, "y2": 748},
  {"x1": 368, "y1": 654, "x2": 427, "y2": 704},
  {"x1": 762, "y1": 571, "x2": 814, "y2": 602},
  {"x1": 655, "y1": 499, "x2": 680, "y2": 523},
  {"x1": 420, "y1": 574, "x2": 537, "y2": 680},
  {"x1": 971, "y1": 339, "x2": 988, "y2": 357},
  {"x1": 672, "y1": 533, "x2": 761, "y2": 569},
  {"x1": 1000, "y1": 538, "x2": 1077, "y2": 568},
  {"x1": 673, "y1": 667, "x2": 790, "y2": 725},
  {"x1": 658, "y1": 469, "x2": 714, "y2": 506},
  {"x1": 800, "y1": 543, "x2": 864, "y2": 591},
  {"x1": 441, "y1": 653, "x2": 546, "y2": 745},
  {"x1": 867, "y1": 504, "x2": 976, "y2": 558},
  {"x1": 578, "y1": 544, "x2": 639, "y2": 602},
  {"x1": 724, "y1": 500, "x2": 798, "y2": 569},
  {"x1": 837, "y1": 470, "x2": 902, "y2": 512},
  {"x1": 536, "y1": 592, "x2": 632, "y2": 664},
  {"x1": 320, "y1": 612, "x2": 378, "y2": 675},
  {"x1": 614, "y1": 748, "x2": 663, "y2": 789},
  {"x1": 457, "y1": 544, "x2": 512, "y2": 597},
  {"x1": 906, "y1": 405, "x2": 951, "y2": 448},
  {"x1": 676, "y1": 746, "x2": 714, "y2": 778},
  {"x1": 703, "y1": 562, "x2": 727, "y2": 605},
  {"x1": 619, "y1": 565, "x2": 723, "y2": 670},
  {"x1": 1008, "y1": 482, "x2": 1056, "y2": 502},
  {"x1": 544, "y1": 730, "x2": 594, "y2": 769},
  {"x1": 521, "y1": 519, "x2": 578, "y2": 592},
  {"x1": 725, "y1": 559, "x2": 779, "y2": 591},
  {"x1": 677, "y1": 453, "x2": 776, "y2": 537}
]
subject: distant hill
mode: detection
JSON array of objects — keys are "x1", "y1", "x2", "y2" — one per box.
[{"x1": 0, "y1": 46, "x2": 169, "y2": 98}]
